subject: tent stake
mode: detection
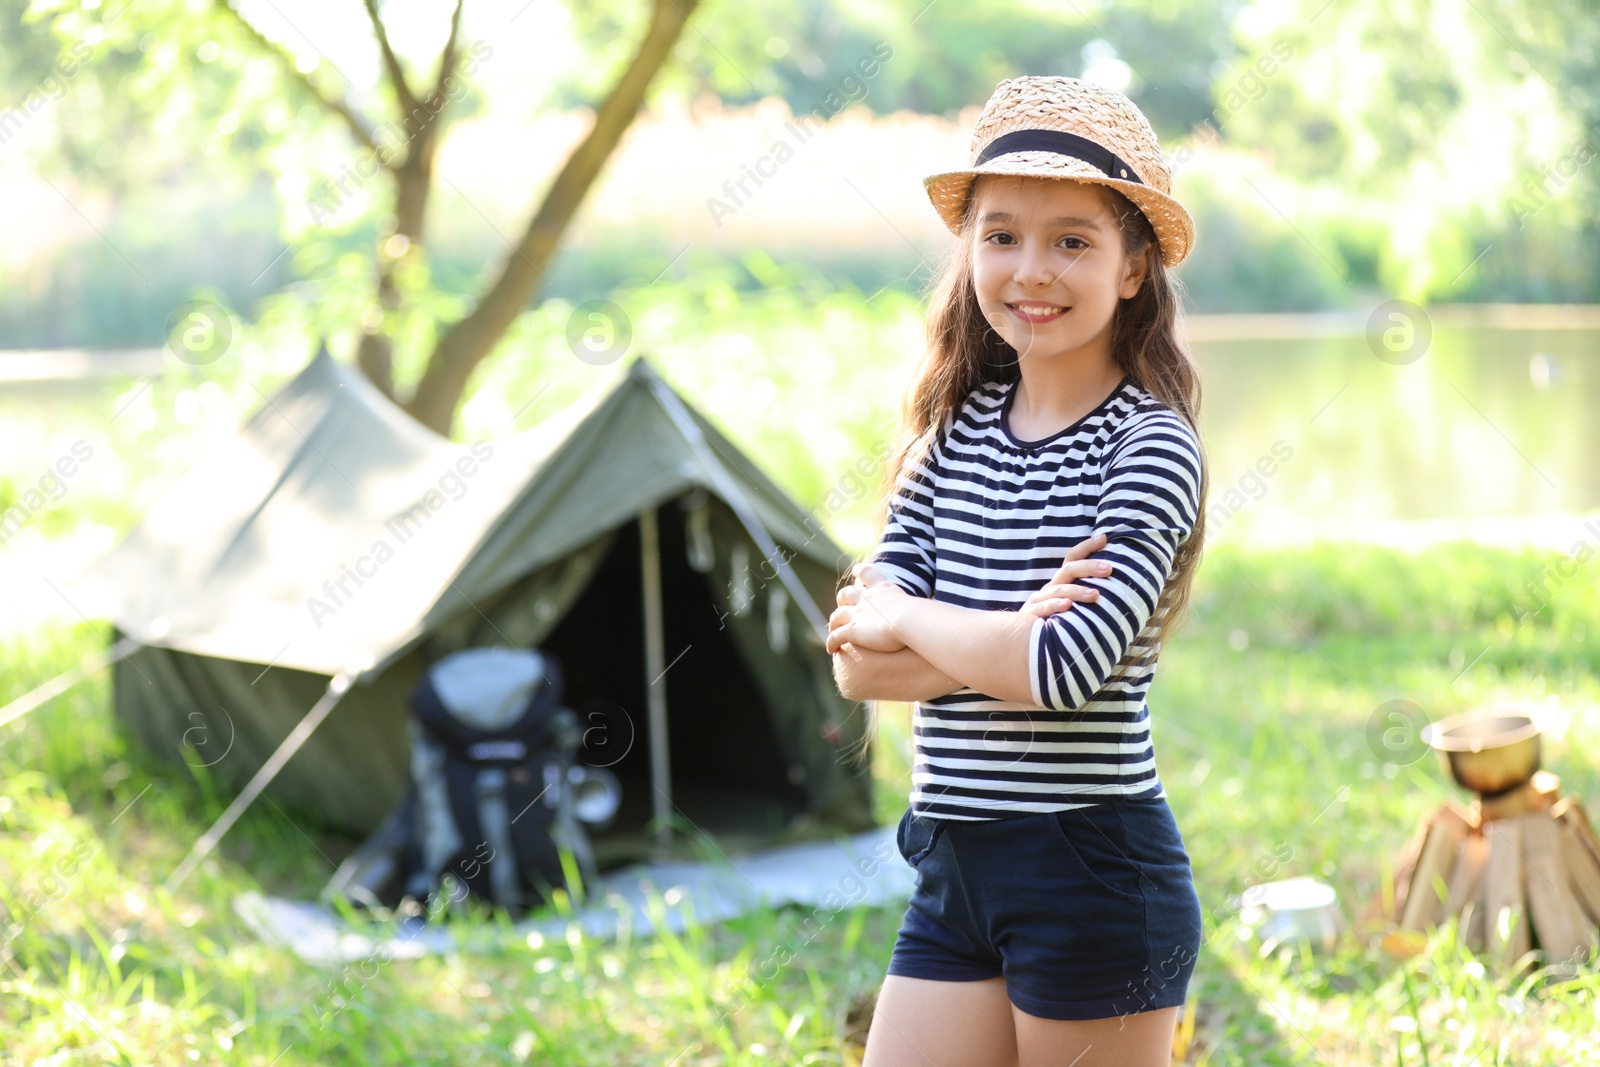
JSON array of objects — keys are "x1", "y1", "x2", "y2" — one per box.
[
  {"x1": 639, "y1": 504, "x2": 673, "y2": 854},
  {"x1": 165, "y1": 671, "x2": 355, "y2": 892}
]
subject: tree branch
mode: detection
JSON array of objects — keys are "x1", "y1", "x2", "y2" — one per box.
[
  {"x1": 353, "y1": 0, "x2": 465, "y2": 404},
  {"x1": 407, "y1": 0, "x2": 465, "y2": 173},
  {"x1": 213, "y1": 0, "x2": 380, "y2": 154},
  {"x1": 362, "y1": 0, "x2": 420, "y2": 115},
  {"x1": 405, "y1": 0, "x2": 701, "y2": 435},
  {"x1": 429, "y1": 0, "x2": 467, "y2": 109}
]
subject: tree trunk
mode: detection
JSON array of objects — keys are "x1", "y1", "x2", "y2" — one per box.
[
  {"x1": 357, "y1": 159, "x2": 432, "y2": 399},
  {"x1": 403, "y1": 0, "x2": 700, "y2": 436},
  {"x1": 353, "y1": 0, "x2": 459, "y2": 402}
]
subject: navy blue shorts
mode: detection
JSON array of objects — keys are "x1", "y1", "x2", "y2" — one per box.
[{"x1": 886, "y1": 796, "x2": 1204, "y2": 1021}]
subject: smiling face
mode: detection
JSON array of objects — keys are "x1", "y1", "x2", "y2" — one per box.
[{"x1": 969, "y1": 174, "x2": 1148, "y2": 365}]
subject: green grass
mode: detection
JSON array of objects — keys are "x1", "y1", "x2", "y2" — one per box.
[{"x1": 3, "y1": 541, "x2": 1599, "y2": 1065}]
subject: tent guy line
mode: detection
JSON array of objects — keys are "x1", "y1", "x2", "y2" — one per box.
[
  {"x1": 43, "y1": 571, "x2": 155, "y2": 685},
  {"x1": 166, "y1": 671, "x2": 356, "y2": 891},
  {"x1": 0, "y1": 627, "x2": 154, "y2": 730}
]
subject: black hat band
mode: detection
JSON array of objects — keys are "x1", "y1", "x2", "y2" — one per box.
[{"x1": 973, "y1": 128, "x2": 1145, "y2": 185}]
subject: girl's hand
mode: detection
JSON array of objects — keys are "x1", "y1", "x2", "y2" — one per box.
[
  {"x1": 1019, "y1": 532, "x2": 1112, "y2": 619},
  {"x1": 826, "y1": 563, "x2": 910, "y2": 654}
]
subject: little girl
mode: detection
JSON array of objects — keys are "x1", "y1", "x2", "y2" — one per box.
[{"x1": 825, "y1": 76, "x2": 1208, "y2": 1067}]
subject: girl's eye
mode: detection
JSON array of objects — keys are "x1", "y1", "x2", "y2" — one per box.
[{"x1": 979, "y1": 233, "x2": 1094, "y2": 251}]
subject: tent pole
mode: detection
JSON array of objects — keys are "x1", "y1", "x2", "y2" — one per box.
[
  {"x1": 638, "y1": 504, "x2": 672, "y2": 854},
  {"x1": 165, "y1": 671, "x2": 355, "y2": 892},
  {"x1": 0, "y1": 631, "x2": 147, "y2": 731},
  {"x1": 643, "y1": 375, "x2": 829, "y2": 642}
]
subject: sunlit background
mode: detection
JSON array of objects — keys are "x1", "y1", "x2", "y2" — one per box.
[
  {"x1": 5, "y1": 0, "x2": 1597, "y2": 580},
  {"x1": 4, "y1": 1, "x2": 1600, "y2": 1063}
]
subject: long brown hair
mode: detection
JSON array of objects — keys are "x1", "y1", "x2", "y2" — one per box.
[{"x1": 842, "y1": 177, "x2": 1209, "y2": 767}]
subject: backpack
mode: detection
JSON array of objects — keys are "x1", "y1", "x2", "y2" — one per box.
[{"x1": 326, "y1": 646, "x2": 609, "y2": 916}]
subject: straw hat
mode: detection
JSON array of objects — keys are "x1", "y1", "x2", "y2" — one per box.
[{"x1": 924, "y1": 76, "x2": 1195, "y2": 268}]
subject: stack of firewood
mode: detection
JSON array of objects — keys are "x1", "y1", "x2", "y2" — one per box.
[{"x1": 1379, "y1": 771, "x2": 1600, "y2": 971}]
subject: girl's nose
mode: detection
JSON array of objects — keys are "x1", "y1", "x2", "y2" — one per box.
[{"x1": 1013, "y1": 241, "x2": 1058, "y2": 288}]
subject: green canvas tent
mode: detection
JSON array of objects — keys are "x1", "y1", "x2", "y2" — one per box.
[{"x1": 67, "y1": 349, "x2": 875, "y2": 861}]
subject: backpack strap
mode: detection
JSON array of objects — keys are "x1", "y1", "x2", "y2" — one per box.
[
  {"x1": 507, "y1": 758, "x2": 567, "y2": 908},
  {"x1": 438, "y1": 737, "x2": 496, "y2": 901}
]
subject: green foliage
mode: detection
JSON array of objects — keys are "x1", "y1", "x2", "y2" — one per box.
[
  {"x1": 564, "y1": 0, "x2": 1235, "y2": 139},
  {"x1": 1190, "y1": 540, "x2": 1600, "y2": 677},
  {"x1": 453, "y1": 247, "x2": 926, "y2": 515},
  {"x1": 1217, "y1": 0, "x2": 1475, "y2": 196},
  {"x1": 5, "y1": 0, "x2": 1600, "y2": 354},
  {"x1": 0, "y1": 175, "x2": 286, "y2": 347},
  {"x1": 1175, "y1": 173, "x2": 1363, "y2": 310},
  {"x1": 22, "y1": 0, "x2": 308, "y2": 190}
]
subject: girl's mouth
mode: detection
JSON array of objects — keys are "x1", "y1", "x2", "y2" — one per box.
[{"x1": 1007, "y1": 302, "x2": 1069, "y2": 324}]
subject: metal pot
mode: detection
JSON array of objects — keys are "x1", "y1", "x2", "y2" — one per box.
[
  {"x1": 1421, "y1": 707, "x2": 1542, "y2": 796},
  {"x1": 1237, "y1": 877, "x2": 1341, "y2": 953}
]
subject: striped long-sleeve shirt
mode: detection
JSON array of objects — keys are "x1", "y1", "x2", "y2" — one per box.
[{"x1": 869, "y1": 372, "x2": 1202, "y2": 821}]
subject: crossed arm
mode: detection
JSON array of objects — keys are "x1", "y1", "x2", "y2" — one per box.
[
  {"x1": 831, "y1": 601, "x2": 1039, "y2": 704},
  {"x1": 831, "y1": 643, "x2": 964, "y2": 704},
  {"x1": 833, "y1": 411, "x2": 1203, "y2": 708},
  {"x1": 829, "y1": 532, "x2": 1111, "y2": 704}
]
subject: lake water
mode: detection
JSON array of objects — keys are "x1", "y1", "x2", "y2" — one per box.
[{"x1": 1187, "y1": 306, "x2": 1599, "y2": 545}]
